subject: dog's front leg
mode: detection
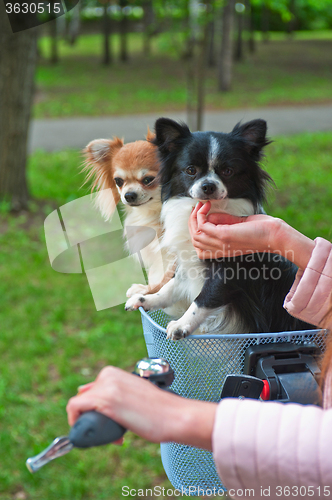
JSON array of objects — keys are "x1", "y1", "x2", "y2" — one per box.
[
  {"x1": 125, "y1": 277, "x2": 176, "y2": 312},
  {"x1": 166, "y1": 302, "x2": 213, "y2": 340},
  {"x1": 166, "y1": 263, "x2": 227, "y2": 340},
  {"x1": 126, "y1": 260, "x2": 177, "y2": 298}
]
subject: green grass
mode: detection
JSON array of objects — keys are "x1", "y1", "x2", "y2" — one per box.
[
  {"x1": 1, "y1": 131, "x2": 331, "y2": 499},
  {"x1": 266, "y1": 132, "x2": 332, "y2": 241},
  {"x1": 0, "y1": 182, "x2": 172, "y2": 496},
  {"x1": 255, "y1": 29, "x2": 332, "y2": 41},
  {"x1": 34, "y1": 32, "x2": 332, "y2": 118}
]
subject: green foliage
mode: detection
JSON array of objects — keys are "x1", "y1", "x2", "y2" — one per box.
[
  {"x1": 150, "y1": 0, "x2": 332, "y2": 30},
  {"x1": 35, "y1": 33, "x2": 332, "y2": 118},
  {"x1": 251, "y1": 0, "x2": 292, "y2": 22},
  {"x1": 28, "y1": 149, "x2": 87, "y2": 205},
  {"x1": 250, "y1": 0, "x2": 332, "y2": 30},
  {"x1": 265, "y1": 132, "x2": 332, "y2": 241},
  {"x1": 80, "y1": 2, "x2": 144, "y2": 22}
]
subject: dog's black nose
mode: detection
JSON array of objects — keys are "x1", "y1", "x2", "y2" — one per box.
[
  {"x1": 125, "y1": 192, "x2": 138, "y2": 203},
  {"x1": 201, "y1": 182, "x2": 217, "y2": 195}
]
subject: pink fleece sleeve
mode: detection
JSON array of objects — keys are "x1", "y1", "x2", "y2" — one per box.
[
  {"x1": 283, "y1": 237, "x2": 332, "y2": 327},
  {"x1": 212, "y1": 398, "x2": 332, "y2": 499}
]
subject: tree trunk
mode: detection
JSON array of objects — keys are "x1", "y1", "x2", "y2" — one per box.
[
  {"x1": 261, "y1": 3, "x2": 270, "y2": 43},
  {"x1": 142, "y1": 0, "x2": 154, "y2": 56},
  {"x1": 207, "y1": 19, "x2": 216, "y2": 67},
  {"x1": 245, "y1": 0, "x2": 255, "y2": 53},
  {"x1": 56, "y1": 12, "x2": 66, "y2": 38},
  {"x1": 234, "y1": 10, "x2": 244, "y2": 61},
  {"x1": 196, "y1": 18, "x2": 210, "y2": 131},
  {"x1": 102, "y1": 1, "x2": 112, "y2": 65},
  {"x1": 183, "y1": 0, "x2": 196, "y2": 130},
  {"x1": 68, "y1": 3, "x2": 81, "y2": 46},
  {"x1": 286, "y1": 0, "x2": 297, "y2": 36},
  {"x1": 119, "y1": 0, "x2": 129, "y2": 62},
  {"x1": 50, "y1": 16, "x2": 59, "y2": 63},
  {"x1": 184, "y1": 39, "x2": 196, "y2": 131},
  {"x1": 218, "y1": 0, "x2": 235, "y2": 92},
  {"x1": 0, "y1": 6, "x2": 38, "y2": 211},
  {"x1": 36, "y1": 27, "x2": 43, "y2": 60}
]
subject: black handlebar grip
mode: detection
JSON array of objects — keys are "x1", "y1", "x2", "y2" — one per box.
[{"x1": 69, "y1": 411, "x2": 126, "y2": 448}]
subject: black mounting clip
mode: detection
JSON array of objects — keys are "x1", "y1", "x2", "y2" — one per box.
[{"x1": 221, "y1": 342, "x2": 322, "y2": 406}]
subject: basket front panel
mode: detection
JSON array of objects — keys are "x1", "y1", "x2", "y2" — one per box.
[{"x1": 140, "y1": 309, "x2": 325, "y2": 496}]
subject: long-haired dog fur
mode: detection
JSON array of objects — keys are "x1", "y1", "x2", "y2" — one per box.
[
  {"x1": 125, "y1": 118, "x2": 314, "y2": 339},
  {"x1": 83, "y1": 130, "x2": 175, "y2": 298}
]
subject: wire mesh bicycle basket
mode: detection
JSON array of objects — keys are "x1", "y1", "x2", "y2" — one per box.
[{"x1": 140, "y1": 307, "x2": 326, "y2": 497}]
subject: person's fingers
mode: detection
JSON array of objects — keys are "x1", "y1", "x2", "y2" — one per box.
[
  {"x1": 196, "y1": 202, "x2": 211, "y2": 230},
  {"x1": 67, "y1": 393, "x2": 125, "y2": 445},
  {"x1": 189, "y1": 204, "x2": 200, "y2": 235},
  {"x1": 198, "y1": 201, "x2": 211, "y2": 216},
  {"x1": 206, "y1": 213, "x2": 246, "y2": 226},
  {"x1": 67, "y1": 394, "x2": 99, "y2": 426},
  {"x1": 191, "y1": 232, "x2": 221, "y2": 251},
  {"x1": 197, "y1": 218, "x2": 228, "y2": 238},
  {"x1": 77, "y1": 382, "x2": 95, "y2": 394},
  {"x1": 190, "y1": 202, "x2": 204, "y2": 229},
  {"x1": 189, "y1": 202, "x2": 208, "y2": 236},
  {"x1": 192, "y1": 201, "x2": 204, "y2": 218}
]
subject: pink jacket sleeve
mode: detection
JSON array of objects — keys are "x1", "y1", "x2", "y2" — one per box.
[
  {"x1": 212, "y1": 237, "x2": 332, "y2": 498},
  {"x1": 283, "y1": 237, "x2": 332, "y2": 327},
  {"x1": 213, "y1": 399, "x2": 332, "y2": 499}
]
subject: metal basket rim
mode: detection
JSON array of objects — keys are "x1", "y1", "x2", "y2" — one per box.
[{"x1": 139, "y1": 307, "x2": 323, "y2": 341}]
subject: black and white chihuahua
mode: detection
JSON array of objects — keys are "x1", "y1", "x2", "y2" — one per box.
[{"x1": 125, "y1": 118, "x2": 314, "y2": 339}]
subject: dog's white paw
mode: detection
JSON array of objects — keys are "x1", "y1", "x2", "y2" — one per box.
[
  {"x1": 166, "y1": 320, "x2": 191, "y2": 340},
  {"x1": 126, "y1": 283, "x2": 150, "y2": 298},
  {"x1": 125, "y1": 294, "x2": 149, "y2": 312}
]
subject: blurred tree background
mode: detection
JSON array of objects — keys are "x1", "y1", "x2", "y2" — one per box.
[
  {"x1": 1, "y1": 1, "x2": 332, "y2": 499},
  {"x1": 2, "y1": 0, "x2": 332, "y2": 210},
  {"x1": 36, "y1": 0, "x2": 332, "y2": 123}
]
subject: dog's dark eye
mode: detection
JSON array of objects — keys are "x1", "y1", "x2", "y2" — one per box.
[
  {"x1": 221, "y1": 168, "x2": 233, "y2": 177},
  {"x1": 142, "y1": 176, "x2": 155, "y2": 185},
  {"x1": 186, "y1": 166, "x2": 197, "y2": 176},
  {"x1": 114, "y1": 177, "x2": 124, "y2": 187}
]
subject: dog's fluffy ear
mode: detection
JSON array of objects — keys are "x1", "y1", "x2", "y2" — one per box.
[
  {"x1": 233, "y1": 120, "x2": 273, "y2": 204},
  {"x1": 146, "y1": 126, "x2": 156, "y2": 142},
  {"x1": 152, "y1": 119, "x2": 191, "y2": 202},
  {"x1": 153, "y1": 118, "x2": 191, "y2": 151},
  {"x1": 82, "y1": 137, "x2": 123, "y2": 206},
  {"x1": 232, "y1": 119, "x2": 271, "y2": 158},
  {"x1": 84, "y1": 137, "x2": 123, "y2": 166}
]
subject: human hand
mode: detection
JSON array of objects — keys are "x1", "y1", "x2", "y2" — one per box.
[
  {"x1": 67, "y1": 366, "x2": 216, "y2": 450},
  {"x1": 189, "y1": 201, "x2": 282, "y2": 260}
]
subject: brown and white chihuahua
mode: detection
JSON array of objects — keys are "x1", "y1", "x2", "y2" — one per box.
[{"x1": 83, "y1": 130, "x2": 175, "y2": 298}]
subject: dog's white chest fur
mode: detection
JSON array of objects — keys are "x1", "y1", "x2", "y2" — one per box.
[
  {"x1": 123, "y1": 198, "x2": 174, "y2": 285},
  {"x1": 161, "y1": 196, "x2": 255, "y2": 332},
  {"x1": 124, "y1": 200, "x2": 162, "y2": 264}
]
